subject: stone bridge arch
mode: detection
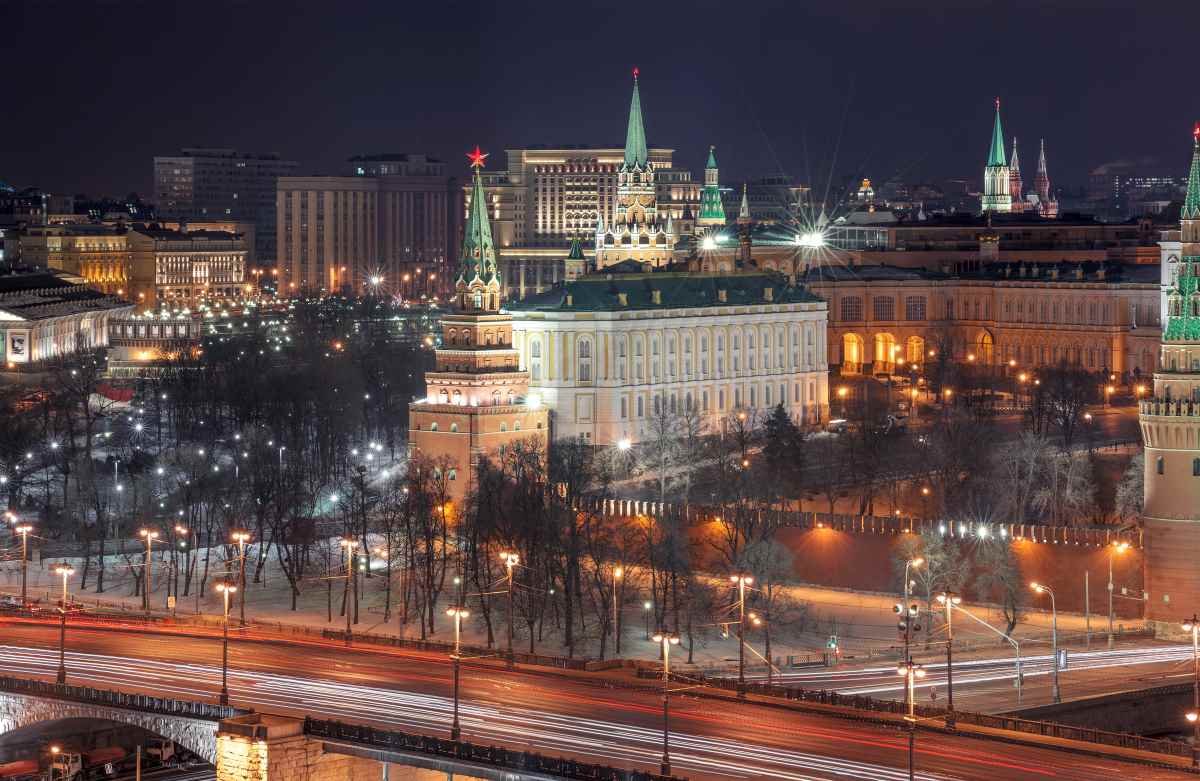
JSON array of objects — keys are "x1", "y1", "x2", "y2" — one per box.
[{"x1": 0, "y1": 688, "x2": 229, "y2": 765}]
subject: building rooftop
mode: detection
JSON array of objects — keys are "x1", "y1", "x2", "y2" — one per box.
[
  {"x1": 0, "y1": 270, "x2": 131, "y2": 321},
  {"x1": 347, "y1": 153, "x2": 443, "y2": 163},
  {"x1": 507, "y1": 270, "x2": 824, "y2": 313},
  {"x1": 130, "y1": 224, "x2": 240, "y2": 241},
  {"x1": 798, "y1": 261, "x2": 1160, "y2": 285}
]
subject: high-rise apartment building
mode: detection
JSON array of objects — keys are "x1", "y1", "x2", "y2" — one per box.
[
  {"x1": 154, "y1": 148, "x2": 297, "y2": 267},
  {"x1": 276, "y1": 154, "x2": 459, "y2": 298}
]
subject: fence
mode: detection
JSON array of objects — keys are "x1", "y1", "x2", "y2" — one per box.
[
  {"x1": 304, "y1": 716, "x2": 686, "y2": 781},
  {"x1": 0, "y1": 676, "x2": 243, "y2": 722}
]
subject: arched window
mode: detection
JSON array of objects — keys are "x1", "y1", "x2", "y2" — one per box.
[
  {"x1": 578, "y1": 338, "x2": 592, "y2": 382},
  {"x1": 530, "y1": 339, "x2": 542, "y2": 381},
  {"x1": 617, "y1": 336, "x2": 627, "y2": 381},
  {"x1": 448, "y1": 469, "x2": 457, "y2": 481},
  {"x1": 500, "y1": 422, "x2": 507, "y2": 432},
  {"x1": 430, "y1": 422, "x2": 439, "y2": 432},
  {"x1": 450, "y1": 423, "x2": 458, "y2": 433},
  {"x1": 1157, "y1": 456, "x2": 1165, "y2": 475},
  {"x1": 1194, "y1": 458, "x2": 1200, "y2": 477}
]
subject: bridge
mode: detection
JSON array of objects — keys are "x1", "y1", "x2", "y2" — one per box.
[{"x1": 0, "y1": 677, "x2": 680, "y2": 781}]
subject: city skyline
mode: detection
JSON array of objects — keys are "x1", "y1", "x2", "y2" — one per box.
[{"x1": 4, "y1": 0, "x2": 1200, "y2": 199}]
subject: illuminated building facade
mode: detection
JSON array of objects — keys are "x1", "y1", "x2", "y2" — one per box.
[
  {"x1": 276, "y1": 157, "x2": 458, "y2": 299},
  {"x1": 0, "y1": 270, "x2": 131, "y2": 366},
  {"x1": 20, "y1": 225, "x2": 129, "y2": 296},
  {"x1": 1143, "y1": 124, "x2": 1200, "y2": 627},
  {"x1": 409, "y1": 149, "x2": 548, "y2": 500},
  {"x1": 509, "y1": 269, "x2": 829, "y2": 445},
  {"x1": 127, "y1": 225, "x2": 248, "y2": 308}
]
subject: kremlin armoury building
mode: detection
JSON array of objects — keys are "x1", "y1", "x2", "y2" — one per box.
[{"x1": 411, "y1": 73, "x2": 1200, "y2": 628}]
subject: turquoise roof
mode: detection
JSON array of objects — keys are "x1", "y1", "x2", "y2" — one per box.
[
  {"x1": 567, "y1": 236, "x2": 585, "y2": 260},
  {"x1": 987, "y1": 102, "x2": 1007, "y2": 168},
  {"x1": 507, "y1": 271, "x2": 824, "y2": 313},
  {"x1": 1183, "y1": 125, "x2": 1200, "y2": 221},
  {"x1": 457, "y1": 168, "x2": 499, "y2": 287},
  {"x1": 623, "y1": 77, "x2": 648, "y2": 168},
  {"x1": 706, "y1": 146, "x2": 718, "y2": 169}
]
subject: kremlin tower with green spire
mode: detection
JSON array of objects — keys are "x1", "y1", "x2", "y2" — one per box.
[
  {"x1": 596, "y1": 69, "x2": 676, "y2": 269},
  {"x1": 696, "y1": 146, "x2": 726, "y2": 231},
  {"x1": 1141, "y1": 122, "x2": 1200, "y2": 629},
  {"x1": 981, "y1": 98, "x2": 1013, "y2": 213},
  {"x1": 410, "y1": 146, "x2": 548, "y2": 500}
]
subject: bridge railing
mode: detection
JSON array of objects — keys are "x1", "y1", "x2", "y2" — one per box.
[
  {"x1": 0, "y1": 676, "x2": 243, "y2": 722},
  {"x1": 304, "y1": 716, "x2": 687, "y2": 781},
  {"x1": 672, "y1": 673, "x2": 1191, "y2": 759}
]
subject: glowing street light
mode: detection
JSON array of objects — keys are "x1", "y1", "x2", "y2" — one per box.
[
  {"x1": 340, "y1": 538, "x2": 359, "y2": 645},
  {"x1": 612, "y1": 565, "x2": 624, "y2": 655},
  {"x1": 215, "y1": 581, "x2": 238, "y2": 704},
  {"x1": 731, "y1": 574, "x2": 754, "y2": 695},
  {"x1": 446, "y1": 604, "x2": 470, "y2": 741},
  {"x1": 1030, "y1": 583, "x2": 1060, "y2": 703},
  {"x1": 500, "y1": 551, "x2": 519, "y2": 668},
  {"x1": 138, "y1": 528, "x2": 160, "y2": 614},
  {"x1": 14, "y1": 523, "x2": 32, "y2": 605},
  {"x1": 53, "y1": 563, "x2": 74, "y2": 685},
  {"x1": 1108, "y1": 541, "x2": 1130, "y2": 649},
  {"x1": 652, "y1": 630, "x2": 681, "y2": 776},
  {"x1": 231, "y1": 531, "x2": 251, "y2": 625},
  {"x1": 935, "y1": 592, "x2": 962, "y2": 728},
  {"x1": 897, "y1": 660, "x2": 927, "y2": 780},
  {"x1": 1184, "y1": 614, "x2": 1200, "y2": 767}
]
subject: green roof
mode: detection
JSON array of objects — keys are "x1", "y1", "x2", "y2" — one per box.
[
  {"x1": 624, "y1": 76, "x2": 648, "y2": 168},
  {"x1": 988, "y1": 101, "x2": 1007, "y2": 168},
  {"x1": 507, "y1": 271, "x2": 824, "y2": 313},
  {"x1": 567, "y1": 236, "x2": 585, "y2": 260},
  {"x1": 457, "y1": 168, "x2": 499, "y2": 287},
  {"x1": 706, "y1": 146, "x2": 718, "y2": 169},
  {"x1": 1165, "y1": 257, "x2": 1200, "y2": 341},
  {"x1": 1183, "y1": 126, "x2": 1200, "y2": 221}
]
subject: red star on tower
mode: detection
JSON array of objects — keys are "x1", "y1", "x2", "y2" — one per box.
[
  {"x1": 1193, "y1": 122, "x2": 1200, "y2": 143},
  {"x1": 632, "y1": 66, "x2": 639, "y2": 80},
  {"x1": 466, "y1": 145, "x2": 488, "y2": 169}
]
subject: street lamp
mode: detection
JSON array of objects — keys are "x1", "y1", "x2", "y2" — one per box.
[
  {"x1": 340, "y1": 538, "x2": 359, "y2": 645},
  {"x1": 897, "y1": 660, "x2": 926, "y2": 781},
  {"x1": 138, "y1": 528, "x2": 159, "y2": 614},
  {"x1": 1184, "y1": 614, "x2": 1200, "y2": 767},
  {"x1": 1108, "y1": 541, "x2": 1130, "y2": 649},
  {"x1": 731, "y1": 574, "x2": 754, "y2": 695},
  {"x1": 14, "y1": 523, "x2": 31, "y2": 605},
  {"x1": 215, "y1": 581, "x2": 237, "y2": 705},
  {"x1": 53, "y1": 563, "x2": 74, "y2": 685},
  {"x1": 652, "y1": 630, "x2": 681, "y2": 776},
  {"x1": 935, "y1": 591, "x2": 961, "y2": 728},
  {"x1": 231, "y1": 531, "x2": 251, "y2": 625},
  {"x1": 1030, "y1": 583, "x2": 1060, "y2": 703},
  {"x1": 612, "y1": 565, "x2": 624, "y2": 656},
  {"x1": 500, "y1": 551, "x2": 519, "y2": 669},
  {"x1": 899, "y1": 558, "x2": 923, "y2": 665},
  {"x1": 446, "y1": 605, "x2": 470, "y2": 741},
  {"x1": 643, "y1": 600, "x2": 653, "y2": 640}
]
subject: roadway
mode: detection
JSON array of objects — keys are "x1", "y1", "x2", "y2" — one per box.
[
  {"x1": 0, "y1": 623, "x2": 1190, "y2": 780},
  {"x1": 761, "y1": 642, "x2": 1197, "y2": 713}
]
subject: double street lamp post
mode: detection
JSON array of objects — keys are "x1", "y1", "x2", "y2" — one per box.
[
  {"x1": 500, "y1": 551, "x2": 519, "y2": 669},
  {"x1": 340, "y1": 539, "x2": 359, "y2": 646},
  {"x1": 1030, "y1": 582, "x2": 1061, "y2": 703},
  {"x1": 14, "y1": 524, "x2": 32, "y2": 605},
  {"x1": 731, "y1": 574, "x2": 754, "y2": 696},
  {"x1": 54, "y1": 563, "x2": 74, "y2": 685},
  {"x1": 232, "y1": 531, "x2": 251, "y2": 626},
  {"x1": 215, "y1": 581, "x2": 237, "y2": 705},
  {"x1": 652, "y1": 630, "x2": 680, "y2": 776},
  {"x1": 1184, "y1": 614, "x2": 1200, "y2": 767},
  {"x1": 1107, "y1": 541, "x2": 1130, "y2": 649},
  {"x1": 897, "y1": 660, "x2": 926, "y2": 781},
  {"x1": 446, "y1": 605, "x2": 470, "y2": 741},
  {"x1": 138, "y1": 528, "x2": 159, "y2": 614},
  {"x1": 935, "y1": 591, "x2": 961, "y2": 729}
]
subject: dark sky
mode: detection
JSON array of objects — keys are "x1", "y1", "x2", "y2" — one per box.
[{"x1": 4, "y1": 0, "x2": 1198, "y2": 200}]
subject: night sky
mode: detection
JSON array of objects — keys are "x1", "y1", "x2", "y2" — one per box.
[{"x1": 5, "y1": 0, "x2": 1198, "y2": 200}]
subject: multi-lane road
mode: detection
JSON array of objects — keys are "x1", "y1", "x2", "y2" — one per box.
[
  {"x1": 0, "y1": 623, "x2": 1191, "y2": 780},
  {"x1": 762, "y1": 642, "x2": 1197, "y2": 713}
]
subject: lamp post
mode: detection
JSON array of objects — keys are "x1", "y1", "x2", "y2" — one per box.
[
  {"x1": 1031, "y1": 582, "x2": 1060, "y2": 703},
  {"x1": 54, "y1": 563, "x2": 74, "y2": 685},
  {"x1": 731, "y1": 574, "x2": 754, "y2": 696},
  {"x1": 215, "y1": 581, "x2": 237, "y2": 705},
  {"x1": 340, "y1": 538, "x2": 358, "y2": 645},
  {"x1": 14, "y1": 524, "x2": 31, "y2": 606},
  {"x1": 172, "y1": 525, "x2": 189, "y2": 615},
  {"x1": 653, "y1": 630, "x2": 681, "y2": 776},
  {"x1": 500, "y1": 551, "x2": 519, "y2": 669},
  {"x1": 899, "y1": 558, "x2": 923, "y2": 666},
  {"x1": 643, "y1": 600, "x2": 653, "y2": 641},
  {"x1": 1106, "y1": 540, "x2": 1129, "y2": 649},
  {"x1": 1184, "y1": 614, "x2": 1200, "y2": 767},
  {"x1": 612, "y1": 565, "x2": 623, "y2": 656},
  {"x1": 446, "y1": 605, "x2": 470, "y2": 741},
  {"x1": 231, "y1": 531, "x2": 251, "y2": 625},
  {"x1": 935, "y1": 591, "x2": 961, "y2": 728},
  {"x1": 897, "y1": 660, "x2": 926, "y2": 781},
  {"x1": 138, "y1": 528, "x2": 159, "y2": 614}
]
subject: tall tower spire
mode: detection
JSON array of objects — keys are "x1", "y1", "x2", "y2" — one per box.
[
  {"x1": 1183, "y1": 122, "x2": 1200, "y2": 221},
  {"x1": 1035, "y1": 138, "x2": 1058, "y2": 218},
  {"x1": 456, "y1": 146, "x2": 500, "y2": 310},
  {"x1": 1008, "y1": 137, "x2": 1024, "y2": 208},
  {"x1": 697, "y1": 145, "x2": 726, "y2": 230},
  {"x1": 738, "y1": 183, "x2": 752, "y2": 224},
  {"x1": 982, "y1": 97, "x2": 1013, "y2": 213},
  {"x1": 623, "y1": 68, "x2": 648, "y2": 169}
]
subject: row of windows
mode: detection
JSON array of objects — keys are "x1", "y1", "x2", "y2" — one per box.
[
  {"x1": 1155, "y1": 456, "x2": 1200, "y2": 477},
  {"x1": 618, "y1": 380, "x2": 819, "y2": 419}
]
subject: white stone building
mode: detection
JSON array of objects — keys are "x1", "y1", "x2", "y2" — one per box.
[{"x1": 508, "y1": 269, "x2": 829, "y2": 446}]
